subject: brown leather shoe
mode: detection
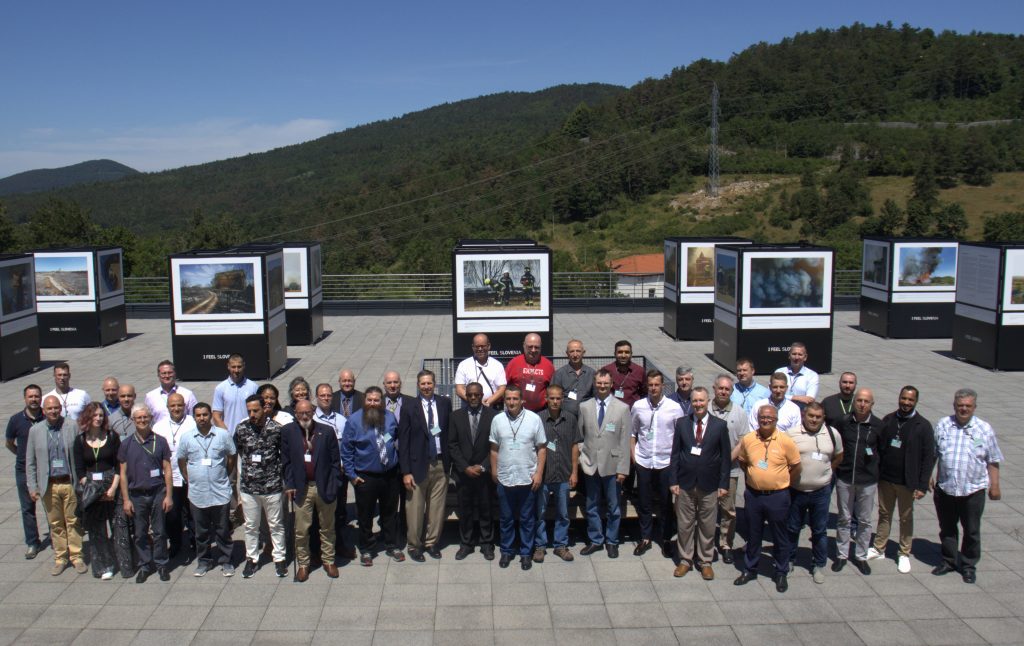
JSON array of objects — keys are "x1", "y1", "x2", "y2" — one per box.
[
  {"x1": 673, "y1": 562, "x2": 691, "y2": 578},
  {"x1": 700, "y1": 564, "x2": 714, "y2": 580},
  {"x1": 295, "y1": 566, "x2": 309, "y2": 583},
  {"x1": 324, "y1": 563, "x2": 339, "y2": 578},
  {"x1": 553, "y1": 547, "x2": 574, "y2": 562}
]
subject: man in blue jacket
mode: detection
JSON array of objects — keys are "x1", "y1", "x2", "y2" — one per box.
[{"x1": 282, "y1": 400, "x2": 342, "y2": 582}]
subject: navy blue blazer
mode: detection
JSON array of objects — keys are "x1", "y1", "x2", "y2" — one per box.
[
  {"x1": 670, "y1": 414, "x2": 731, "y2": 492},
  {"x1": 281, "y1": 420, "x2": 342, "y2": 505},
  {"x1": 397, "y1": 395, "x2": 452, "y2": 484}
]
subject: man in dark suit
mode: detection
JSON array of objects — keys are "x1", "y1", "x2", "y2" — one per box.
[
  {"x1": 398, "y1": 369, "x2": 452, "y2": 561},
  {"x1": 670, "y1": 387, "x2": 731, "y2": 580},
  {"x1": 448, "y1": 382, "x2": 497, "y2": 560},
  {"x1": 331, "y1": 369, "x2": 364, "y2": 417},
  {"x1": 281, "y1": 400, "x2": 342, "y2": 582}
]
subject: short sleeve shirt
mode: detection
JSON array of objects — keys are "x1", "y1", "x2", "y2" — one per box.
[
  {"x1": 731, "y1": 381, "x2": 770, "y2": 414},
  {"x1": 934, "y1": 415, "x2": 1003, "y2": 497},
  {"x1": 152, "y1": 415, "x2": 198, "y2": 487},
  {"x1": 489, "y1": 409, "x2": 546, "y2": 487},
  {"x1": 177, "y1": 426, "x2": 236, "y2": 507},
  {"x1": 212, "y1": 377, "x2": 258, "y2": 435},
  {"x1": 601, "y1": 362, "x2": 646, "y2": 407},
  {"x1": 748, "y1": 398, "x2": 802, "y2": 434},
  {"x1": 45, "y1": 387, "x2": 91, "y2": 420},
  {"x1": 118, "y1": 432, "x2": 172, "y2": 490},
  {"x1": 454, "y1": 357, "x2": 507, "y2": 401},
  {"x1": 542, "y1": 409, "x2": 581, "y2": 483},
  {"x1": 145, "y1": 384, "x2": 198, "y2": 426},
  {"x1": 5, "y1": 409, "x2": 43, "y2": 468},
  {"x1": 233, "y1": 418, "x2": 284, "y2": 495},
  {"x1": 776, "y1": 365, "x2": 819, "y2": 400},
  {"x1": 786, "y1": 424, "x2": 842, "y2": 492},
  {"x1": 738, "y1": 429, "x2": 801, "y2": 491},
  {"x1": 505, "y1": 355, "x2": 555, "y2": 412},
  {"x1": 551, "y1": 364, "x2": 596, "y2": 415}
]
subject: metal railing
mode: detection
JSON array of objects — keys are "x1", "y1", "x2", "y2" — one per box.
[{"x1": 123, "y1": 270, "x2": 863, "y2": 304}]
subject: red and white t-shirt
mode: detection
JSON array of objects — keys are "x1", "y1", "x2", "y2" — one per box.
[{"x1": 505, "y1": 355, "x2": 555, "y2": 412}]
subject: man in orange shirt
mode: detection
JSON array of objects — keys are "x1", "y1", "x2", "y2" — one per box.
[{"x1": 733, "y1": 405, "x2": 801, "y2": 592}]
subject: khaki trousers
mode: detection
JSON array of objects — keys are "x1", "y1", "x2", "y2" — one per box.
[
  {"x1": 43, "y1": 481, "x2": 83, "y2": 564},
  {"x1": 717, "y1": 476, "x2": 738, "y2": 550},
  {"x1": 405, "y1": 460, "x2": 447, "y2": 550},
  {"x1": 676, "y1": 486, "x2": 718, "y2": 566},
  {"x1": 874, "y1": 479, "x2": 916, "y2": 556},
  {"x1": 293, "y1": 483, "x2": 337, "y2": 567}
]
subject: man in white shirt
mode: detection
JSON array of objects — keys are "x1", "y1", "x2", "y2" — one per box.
[
  {"x1": 45, "y1": 363, "x2": 90, "y2": 421},
  {"x1": 630, "y1": 370, "x2": 684, "y2": 557},
  {"x1": 152, "y1": 393, "x2": 198, "y2": 558},
  {"x1": 748, "y1": 373, "x2": 802, "y2": 433},
  {"x1": 775, "y1": 342, "x2": 818, "y2": 407},
  {"x1": 454, "y1": 334, "x2": 507, "y2": 408},
  {"x1": 145, "y1": 360, "x2": 198, "y2": 426}
]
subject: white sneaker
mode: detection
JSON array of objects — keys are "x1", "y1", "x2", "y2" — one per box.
[
  {"x1": 812, "y1": 566, "x2": 826, "y2": 584},
  {"x1": 100, "y1": 570, "x2": 114, "y2": 580},
  {"x1": 865, "y1": 547, "x2": 884, "y2": 561},
  {"x1": 897, "y1": 555, "x2": 911, "y2": 573}
]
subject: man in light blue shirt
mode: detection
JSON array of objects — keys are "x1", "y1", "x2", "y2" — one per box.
[
  {"x1": 730, "y1": 358, "x2": 770, "y2": 414},
  {"x1": 490, "y1": 385, "x2": 546, "y2": 571},
  {"x1": 775, "y1": 342, "x2": 819, "y2": 408},
  {"x1": 177, "y1": 402, "x2": 236, "y2": 577},
  {"x1": 212, "y1": 354, "x2": 258, "y2": 436}
]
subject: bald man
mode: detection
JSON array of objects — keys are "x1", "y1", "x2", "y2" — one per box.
[
  {"x1": 454, "y1": 334, "x2": 507, "y2": 407},
  {"x1": 331, "y1": 369, "x2": 364, "y2": 417},
  {"x1": 153, "y1": 392, "x2": 198, "y2": 558},
  {"x1": 505, "y1": 333, "x2": 555, "y2": 412},
  {"x1": 833, "y1": 388, "x2": 883, "y2": 575},
  {"x1": 101, "y1": 377, "x2": 121, "y2": 415}
]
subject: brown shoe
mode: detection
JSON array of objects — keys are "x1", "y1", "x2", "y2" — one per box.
[
  {"x1": 295, "y1": 566, "x2": 309, "y2": 582},
  {"x1": 532, "y1": 548, "x2": 546, "y2": 563},
  {"x1": 50, "y1": 561, "x2": 67, "y2": 576},
  {"x1": 553, "y1": 547, "x2": 574, "y2": 562},
  {"x1": 673, "y1": 562, "x2": 691, "y2": 578},
  {"x1": 324, "y1": 563, "x2": 339, "y2": 578},
  {"x1": 700, "y1": 564, "x2": 714, "y2": 581},
  {"x1": 71, "y1": 560, "x2": 88, "y2": 574}
]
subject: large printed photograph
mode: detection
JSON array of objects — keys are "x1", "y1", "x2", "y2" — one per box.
[
  {"x1": 713, "y1": 249, "x2": 738, "y2": 310},
  {"x1": 172, "y1": 258, "x2": 263, "y2": 320},
  {"x1": 742, "y1": 251, "x2": 833, "y2": 315},
  {"x1": 283, "y1": 248, "x2": 306, "y2": 296},
  {"x1": 663, "y1": 241, "x2": 679, "y2": 291},
  {"x1": 97, "y1": 249, "x2": 124, "y2": 298},
  {"x1": 1003, "y1": 249, "x2": 1024, "y2": 311},
  {"x1": 861, "y1": 240, "x2": 889, "y2": 290},
  {"x1": 455, "y1": 252, "x2": 550, "y2": 318},
  {"x1": 892, "y1": 243, "x2": 957, "y2": 291},
  {"x1": 34, "y1": 252, "x2": 95, "y2": 301},
  {"x1": 0, "y1": 258, "x2": 35, "y2": 322},
  {"x1": 685, "y1": 245, "x2": 715, "y2": 288},
  {"x1": 267, "y1": 254, "x2": 284, "y2": 311},
  {"x1": 310, "y1": 245, "x2": 322, "y2": 292}
]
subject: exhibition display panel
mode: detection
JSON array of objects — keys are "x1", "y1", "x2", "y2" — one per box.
[
  {"x1": 169, "y1": 248, "x2": 287, "y2": 380},
  {"x1": 713, "y1": 243, "x2": 835, "y2": 374},
  {"x1": 662, "y1": 236, "x2": 751, "y2": 340},
  {"x1": 860, "y1": 237, "x2": 959, "y2": 338},
  {"x1": 951, "y1": 242, "x2": 1024, "y2": 370},
  {"x1": 452, "y1": 239, "x2": 552, "y2": 358},
  {"x1": 33, "y1": 246, "x2": 127, "y2": 347},
  {"x1": 235, "y1": 242, "x2": 324, "y2": 345},
  {"x1": 0, "y1": 253, "x2": 40, "y2": 380}
]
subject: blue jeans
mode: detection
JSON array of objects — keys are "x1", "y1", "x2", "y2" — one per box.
[
  {"x1": 787, "y1": 484, "x2": 832, "y2": 568},
  {"x1": 497, "y1": 484, "x2": 535, "y2": 557},
  {"x1": 15, "y1": 467, "x2": 42, "y2": 548},
  {"x1": 584, "y1": 473, "x2": 621, "y2": 545},
  {"x1": 535, "y1": 482, "x2": 570, "y2": 548}
]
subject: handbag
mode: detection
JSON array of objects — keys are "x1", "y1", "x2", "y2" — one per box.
[{"x1": 77, "y1": 470, "x2": 115, "y2": 510}]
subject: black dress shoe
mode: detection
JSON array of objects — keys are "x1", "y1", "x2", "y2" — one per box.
[
  {"x1": 932, "y1": 562, "x2": 957, "y2": 576},
  {"x1": 774, "y1": 572, "x2": 788, "y2": 592},
  {"x1": 427, "y1": 546, "x2": 442, "y2": 560},
  {"x1": 831, "y1": 559, "x2": 846, "y2": 572},
  {"x1": 734, "y1": 571, "x2": 757, "y2": 586},
  {"x1": 633, "y1": 540, "x2": 652, "y2": 556},
  {"x1": 962, "y1": 569, "x2": 977, "y2": 584},
  {"x1": 481, "y1": 545, "x2": 495, "y2": 561},
  {"x1": 580, "y1": 543, "x2": 603, "y2": 556},
  {"x1": 499, "y1": 553, "x2": 513, "y2": 568},
  {"x1": 606, "y1": 544, "x2": 619, "y2": 559},
  {"x1": 851, "y1": 558, "x2": 871, "y2": 576},
  {"x1": 661, "y1": 541, "x2": 674, "y2": 559},
  {"x1": 455, "y1": 545, "x2": 473, "y2": 561},
  {"x1": 721, "y1": 549, "x2": 734, "y2": 565},
  {"x1": 408, "y1": 548, "x2": 426, "y2": 563},
  {"x1": 136, "y1": 568, "x2": 151, "y2": 584},
  {"x1": 158, "y1": 567, "x2": 170, "y2": 582},
  {"x1": 520, "y1": 556, "x2": 532, "y2": 571}
]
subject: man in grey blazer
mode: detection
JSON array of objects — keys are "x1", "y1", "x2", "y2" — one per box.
[
  {"x1": 26, "y1": 395, "x2": 86, "y2": 575},
  {"x1": 578, "y1": 369, "x2": 632, "y2": 558}
]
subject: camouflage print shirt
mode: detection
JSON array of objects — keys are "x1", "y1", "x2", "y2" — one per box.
[{"x1": 233, "y1": 418, "x2": 284, "y2": 495}]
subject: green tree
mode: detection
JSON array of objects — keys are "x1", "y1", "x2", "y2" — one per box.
[
  {"x1": 23, "y1": 198, "x2": 97, "y2": 248},
  {"x1": 933, "y1": 202, "x2": 968, "y2": 239},
  {"x1": 0, "y1": 202, "x2": 16, "y2": 252},
  {"x1": 960, "y1": 130, "x2": 997, "y2": 186},
  {"x1": 878, "y1": 199, "x2": 905, "y2": 236},
  {"x1": 903, "y1": 200, "x2": 931, "y2": 237},
  {"x1": 562, "y1": 102, "x2": 594, "y2": 140},
  {"x1": 983, "y1": 210, "x2": 1024, "y2": 241}
]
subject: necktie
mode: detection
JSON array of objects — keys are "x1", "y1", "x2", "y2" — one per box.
[
  {"x1": 695, "y1": 418, "x2": 704, "y2": 445},
  {"x1": 376, "y1": 428, "x2": 388, "y2": 467},
  {"x1": 470, "y1": 409, "x2": 479, "y2": 442},
  {"x1": 426, "y1": 400, "x2": 437, "y2": 459},
  {"x1": 598, "y1": 400, "x2": 605, "y2": 428},
  {"x1": 342, "y1": 397, "x2": 351, "y2": 417},
  {"x1": 387, "y1": 398, "x2": 398, "y2": 413}
]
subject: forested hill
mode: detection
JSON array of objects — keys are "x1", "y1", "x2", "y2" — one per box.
[
  {"x1": 0, "y1": 159, "x2": 138, "y2": 197},
  {"x1": 2, "y1": 24, "x2": 1023, "y2": 276}
]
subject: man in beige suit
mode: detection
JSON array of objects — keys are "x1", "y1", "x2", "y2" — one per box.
[{"x1": 578, "y1": 369, "x2": 632, "y2": 558}]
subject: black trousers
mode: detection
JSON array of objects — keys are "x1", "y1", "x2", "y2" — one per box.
[
  {"x1": 455, "y1": 473, "x2": 495, "y2": 547},
  {"x1": 635, "y1": 464, "x2": 675, "y2": 543},
  {"x1": 130, "y1": 486, "x2": 169, "y2": 570},
  {"x1": 82, "y1": 500, "x2": 117, "y2": 577},
  {"x1": 166, "y1": 484, "x2": 194, "y2": 555},
  {"x1": 191, "y1": 502, "x2": 232, "y2": 567},
  {"x1": 935, "y1": 486, "x2": 986, "y2": 571},
  {"x1": 354, "y1": 468, "x2": 401, "y2": 552}
]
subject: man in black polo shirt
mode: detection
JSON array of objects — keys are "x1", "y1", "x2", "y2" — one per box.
[
  {"x1": 118, "y1": 404, "x2": 174, "y2": 582},
  {"x1": 534, "y1": 384, "x2": 580, "y2": 563},
  {"x1": 5, "y1": 384, "x2": 44, "y2": 559},
  {"x1": 821, "y1": 372, "x2": 857, "y2": 430}
]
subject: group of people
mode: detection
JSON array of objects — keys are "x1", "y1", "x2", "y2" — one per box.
[{"x1": 4, "y1": 337, "x2": 1003, "y2": 592}]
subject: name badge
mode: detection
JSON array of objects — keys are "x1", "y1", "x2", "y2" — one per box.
[
  {"x1": 149, "y1": 468, "x2": 161, "y2": 478},
  {"x1": 525, "y1": 383, "x2": 537, "y2": 392},
  {"x1": 864, "y1": 447, "x2": 874, "y2": 456},
  {"x1": 200, "y1": 458, "x2": 213, "y2": 467},
  {"x1": 548, "y1": 440, "x2": 557, "y2": 452},
  {"x1": 973, "y1": 437, "x2": 983, "y2": 447},
  {"x1": 510, "y1": 441, "x2": 522, "y2": 450},
  {"x1": 382, "y1": 433, "x2": 392, "y2": 443},
  {"x1": 890, "y1": 439, "x2": 902, "y2": 449},
  {"x1": 567, "y1": 391, "x2": 577, "y2": 400},
  {"x1": 811, "y1": 451, "x2": 825, "y2": 462},
  {"x1": 430, "y1": 425, "x2": 442, "y2": 436},
  {"x1": 645, "y1": 430, "x2": 654, "y2": 441},
  {"x1": 51, "y1": 459, "x2": 65, "y2": 468},
  {"x1": 604, "y1": 422, "x2": 616, "y2": 433},
  {"x1": 251, "y1": 454, "x2": 263, "y2": 463},
  {"x1": 757, "y1": 459, "x2": 769, "y2": 470},
  {"x1": 91, "y1": 472, "x2": 104, "y2": 481},
  {"x1": 614, "y1": 389, "x2": 624, "y2": 399},
  {"x1": 690, "y1": 446, "x2": 702, "y2": 456},
  {"x1": 304, "y1": 454, "x2": 312, "y2": 463}
]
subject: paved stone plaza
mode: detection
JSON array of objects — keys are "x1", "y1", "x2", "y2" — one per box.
[{"x1": 0, "y1": 311, "x2": 1020, "y2": 645}]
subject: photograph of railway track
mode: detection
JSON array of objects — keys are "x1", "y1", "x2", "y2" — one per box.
[
  {"x1": 34, "y1": 253, "x2": 92, "y2": 299},
  {"x1": 178, "y1": 262, "x2": 257, "y2": 316}
]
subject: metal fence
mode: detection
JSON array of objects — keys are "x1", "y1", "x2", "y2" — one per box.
[{"x1": 123, "y1": 269, "x2": 862, "y2": 304}]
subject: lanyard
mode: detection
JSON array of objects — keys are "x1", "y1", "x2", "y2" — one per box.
[
  {"x1": 506, "y1": 410, "x2": 525, "y2": 443},
  {"x1": 645, "y1": 398, "x2": 662, "y2": 434},
  {"x1": 135, "y1": 432, "x2": 156, "y2": 456},
  {"x1": 195, "y1": 431, "x2": 215, "y2": 459},
  {"x1": 839, "y1": 399, "x2": 852, "y2": 415},
  {"x1": 168, "y1": 419, "x2": 185, "y2": 450}
]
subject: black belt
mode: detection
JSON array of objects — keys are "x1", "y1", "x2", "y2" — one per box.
[
  {"x1": 129, "y1": 485, "x2": 164, "y2": 496},
  {"x1": 50, "y1": 475, "x2": 72, "y2": 484},
  {"x1": 747, "y1": 487, "x2": 786, "y2": 496}
]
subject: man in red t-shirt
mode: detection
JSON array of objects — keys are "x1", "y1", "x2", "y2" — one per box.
[
  {"x1": 601, "y1": 340, "x2": 646, "y2": 408},
  {"x1": 504, "y1": 333, "x2": 555, "y2": 412}
]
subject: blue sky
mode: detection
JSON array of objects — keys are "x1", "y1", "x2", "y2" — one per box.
[{"x1": 1, "y1": 0, "x2": 1020, "y2": 178}]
